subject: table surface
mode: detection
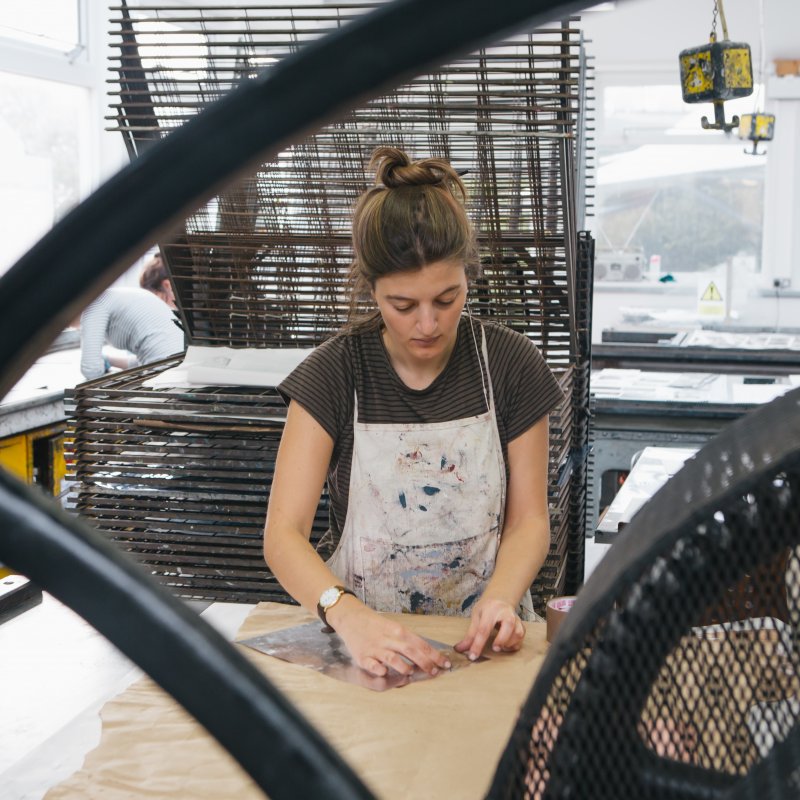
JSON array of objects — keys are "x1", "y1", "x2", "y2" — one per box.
[
  {"x1": 0, "y1": 594, "x2": 252, "y2": 800},
  {"x1": 27, "y1": 601, "x2": 547, "y2": 800}
]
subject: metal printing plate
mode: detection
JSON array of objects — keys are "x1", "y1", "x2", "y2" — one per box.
[{"x1": 239, "y1": 620, "x2": 485, "y2": 691}]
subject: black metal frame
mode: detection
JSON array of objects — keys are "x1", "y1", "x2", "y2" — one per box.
[
  {"x1": 489, "y1": 386, "x2": 800, "y2": 798},
  {"x1": 0, "y1": 0, "x2": 589, "y2": 797}
]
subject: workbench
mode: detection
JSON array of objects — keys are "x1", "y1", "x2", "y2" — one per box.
[
  {"x1": 1, "y1": 600, "x2": 546, "y2": 799},
  {"x1": 0, "y1": 596, "x2": 251, "y2": 799},
  {"x1": 0, "y1": 344, "x2": 84, "y2": 500}
]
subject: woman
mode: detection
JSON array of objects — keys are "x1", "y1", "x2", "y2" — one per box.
[
  {"x1": 140, "y1": 252, "x2": 178, "y2": 309},
  {"x1": 78, "y1": 286, "x2": 184, "y2": 379},
  {"x1": 264, "y1": 147, "x2": 563, "y2": 679}
]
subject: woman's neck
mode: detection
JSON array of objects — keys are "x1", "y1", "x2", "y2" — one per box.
[{"x1": 380, "y1": 324, "x2": 459, "y2": 390}]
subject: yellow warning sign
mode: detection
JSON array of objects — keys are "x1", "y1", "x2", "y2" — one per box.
[{"x1": 701, "y1": 281, "x2": 723, "y2": 302}]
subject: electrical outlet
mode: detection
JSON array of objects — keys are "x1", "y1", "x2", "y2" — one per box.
[{"x1": 773, "y1": 278, "x2": 791, "y2": 289}]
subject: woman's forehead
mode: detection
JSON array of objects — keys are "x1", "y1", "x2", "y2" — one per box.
[{"x1": 375, "y1": 259, "x2": 466, "y2": 297}]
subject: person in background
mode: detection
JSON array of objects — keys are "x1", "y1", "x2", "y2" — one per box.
[
  {"x1": 264, "y1": 146, "x2": 564, "y2": 680},
  {"x1": 78, "y1": 286, "x2": 185, "y2": 380},
  {"x1": 139, "y1": 252, "x2": 177, "y2": 309}
]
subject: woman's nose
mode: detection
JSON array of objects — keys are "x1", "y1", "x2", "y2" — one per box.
[{"x1": 416, "y1": 306, "x2": 437, "y2": 335}]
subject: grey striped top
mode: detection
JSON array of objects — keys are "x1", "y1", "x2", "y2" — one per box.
[
  {"x1": 79, "y1": 287, "x2": 185, "y2": 380},
  {"x1": 279, "y1": 316, "x2": 564, "y2": 543}
]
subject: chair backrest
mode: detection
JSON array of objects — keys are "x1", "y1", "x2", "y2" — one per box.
[{"x1": 489, "y1": 387, "x2": 800, "y2": 799}]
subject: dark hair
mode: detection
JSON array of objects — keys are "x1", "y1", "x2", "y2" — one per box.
[
  {"x1": 346, "y1": 147, "x2": 479, "y2": 328},
  {"x1": 139, "y1": 253, "x2": 169, "y2": 293}
]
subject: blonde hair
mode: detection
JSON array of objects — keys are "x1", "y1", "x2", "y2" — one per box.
[{"x1": 346, "y1": 146, "x2": 478, "y2": 329}]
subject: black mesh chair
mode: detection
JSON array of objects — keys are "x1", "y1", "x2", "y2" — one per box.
[{"x1": 489, "y1": 386, "x2": 800, "y2": 799}]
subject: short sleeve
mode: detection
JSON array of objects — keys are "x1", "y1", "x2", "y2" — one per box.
[
  {"x1": 487, "y1": 324, "x2": 565, "y2": 443},
  {"x1": 278, "y1": 336, "x2": 353, "y2": 444}
]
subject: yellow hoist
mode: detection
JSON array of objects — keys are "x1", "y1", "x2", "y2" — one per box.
[{"x1": 678, "y1": 0, "x2": 753, "y2": 132}]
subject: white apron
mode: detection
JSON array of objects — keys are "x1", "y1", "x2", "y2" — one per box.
[{"x1": 327, "y1": 323, "x2": 534, "y2": 619}]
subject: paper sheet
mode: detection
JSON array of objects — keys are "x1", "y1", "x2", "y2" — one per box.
[{"x1": 142, "y1": 345, "x2": 314, "y2": 389}]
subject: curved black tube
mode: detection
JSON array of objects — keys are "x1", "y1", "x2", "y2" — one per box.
[
  {"x1": 0, "y1": 0, "x2": 587, "y2": 795},
  {"x1": 0, "y1": 469, "x2": 374, "y2": 799},
  {"x1": 0, "y1": 0, "x2": 588, "y2": 399}
]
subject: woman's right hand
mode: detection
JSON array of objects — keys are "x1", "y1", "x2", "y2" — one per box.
[{"x1": 327, "y1": 596, "x2": 452, "y2": 677}]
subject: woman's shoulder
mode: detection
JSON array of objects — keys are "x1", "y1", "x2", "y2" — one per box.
[
  {"x1": 283, "y1": 327, "x2": 379, "y2": 391},
  {"x1": 476, "y1": 318, "x2": 541, "y2": 357}
]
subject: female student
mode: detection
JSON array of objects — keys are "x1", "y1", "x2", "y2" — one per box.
[{"x1": 264, "y1": 146, "x2": 563, "y2": 679}]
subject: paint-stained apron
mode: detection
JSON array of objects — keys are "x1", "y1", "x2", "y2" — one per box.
[{"x1": 327, "y1": 325, "x2": 535, "y2": 619}]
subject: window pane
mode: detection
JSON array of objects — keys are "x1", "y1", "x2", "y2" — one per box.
[
  {"x1": 0, "y1": 1, "x2": 80, "y2": 51},
  {"x1": 591, "y1": 85, "x2": 766, "y2": 342},
  {"x1": 0, "y1": 72, "x2": 87, "y2": 276}
]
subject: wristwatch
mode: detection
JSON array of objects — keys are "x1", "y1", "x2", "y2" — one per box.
[{"x1": 317, "y1": 585, "x2": 355, "y2": 632}]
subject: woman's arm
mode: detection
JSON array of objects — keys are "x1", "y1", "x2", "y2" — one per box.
[
  {"x1": 264, "y1": 400, "x2": 451, "y2": 677},
  {"x1": 79, "y1": 300, "x2": 111, "y2": 380},
  {"x1": 455, "y1": 414, "x2": 551, "y2": 659}
]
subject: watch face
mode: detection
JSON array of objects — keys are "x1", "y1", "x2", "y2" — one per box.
[{"x1": 320, "y1": 587, "x2": 342, "y2": 608}]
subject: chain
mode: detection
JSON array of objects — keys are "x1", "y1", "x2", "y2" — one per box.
[{"x1": 710, "y1": 0, "x2": 718, "y2": 40}]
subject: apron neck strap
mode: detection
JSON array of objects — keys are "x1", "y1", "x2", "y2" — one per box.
[{"x1": 466, "y1": 309, "x2": 491, "y2": 413}]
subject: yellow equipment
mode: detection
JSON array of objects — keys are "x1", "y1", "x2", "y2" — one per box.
[
  {"x1": 738, "y1": 113, "x2": 775, "y2": 155},
  {"x1": 678, "y1": 0, "x2": 753, "y2": 132}
]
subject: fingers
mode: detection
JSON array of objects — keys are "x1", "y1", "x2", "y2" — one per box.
[
  {"x1": 361, "y1": 643, "x2": 449, "y2": 677},
  {"x1": 491, "y1": 616, "x2": 524, "y2": 652},
  {"x1": 344, "y1": 615, "x2": 451, "y2": 677},
  {"x1": 403, "y1": 638, "x2": 451, "y2": 675},
  {"x1": 360, "y1": 656, "x2": 388, "y2": 677},
  {"x1": 456, "y1": 599, "x2": 526, "y2": 659},
  {"x1": 467, "y1": 617, "x2": 494, "y2": 661}
]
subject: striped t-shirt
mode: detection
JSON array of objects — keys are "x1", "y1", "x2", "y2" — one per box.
[
  {"x1": 279, "y1": 316, "x2": 564, "y2": 544},
  {"x1": 80, "y1": 287, "x2": 185, "y2": 380}
]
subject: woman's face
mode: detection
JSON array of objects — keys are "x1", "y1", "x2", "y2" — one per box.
[{"x1": 372, "y1": 259, "x2": 467, "y2": 367}]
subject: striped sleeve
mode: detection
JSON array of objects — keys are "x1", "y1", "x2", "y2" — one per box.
[
  {"x1": 278, "y1": 335, "x2": 352, "y2": 444},
  {"x1": 487, "y1": 324, "x2": 565, "y2": 443},
  {"x1": 79, "y1": 294, "x2": 112, "y2": 379}
]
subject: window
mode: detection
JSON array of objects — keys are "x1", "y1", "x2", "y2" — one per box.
[
  {"x1": 0, "y1": 1, "x2": 80, "y2": 52},
  {"x1": 590, "y1": 84, "x2": 767, "y2": 342},
  {"x1": 0, "y1": 72, "x2": 88, "y2": 275}
]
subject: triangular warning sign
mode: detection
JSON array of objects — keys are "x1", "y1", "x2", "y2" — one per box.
[{"x1": 701, "y1": 281, "x2": 723, "y2": 302}]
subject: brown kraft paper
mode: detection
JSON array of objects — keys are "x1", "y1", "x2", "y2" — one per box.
[{"x1": 46, "y1": 602, "x2": 548, "y2": 800}]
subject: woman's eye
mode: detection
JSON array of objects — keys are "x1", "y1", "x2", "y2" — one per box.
[
  {"x1": 394, "y1": 305, "x2": 413, "y2": 313},
  {"x1": 436, "y1": 299, "x2": 455, "y2": 307}
]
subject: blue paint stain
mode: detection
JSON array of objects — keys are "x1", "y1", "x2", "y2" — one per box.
[
  {"x1": 399, "y1": 492, "x2": 407, "y2": 508},
  {"x1": 440, "y1": 456, "x2": 447, "y2": 469},
  {"x1": 422, "y1": 485, "x2": 440, "y2": 496},
  {"x1": 419, "y1": 505, "x2": 427, "y2": 511},
  {"x1": 410, "y1": 591, "x2": 427, "y2": 612},
  {"x1": 449, "y1": 557, "x2": 462, "y2": 569},
  {"x1": 462, "y1": 593, "x2": 478, "y2": 612}
]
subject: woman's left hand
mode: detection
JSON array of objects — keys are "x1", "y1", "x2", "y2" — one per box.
[{"x1": 454, "y1": 595, "x2": 525, "y2": 661}]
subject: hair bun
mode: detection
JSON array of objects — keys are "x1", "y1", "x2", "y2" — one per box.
[{"x1": 369, "y1": 146, "x2": 463, "y2": 196}]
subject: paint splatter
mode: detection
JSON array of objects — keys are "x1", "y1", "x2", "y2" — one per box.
[
  {"x1": 440, "y1": 456, "x2": 447, "y2": 469},
  {"x1": 399, "y1": 492, "x2": 406, "y2": 508},
  {"x1": 419, "y1": 505, "x2": 427, "y2": 512},
  {"x1": 461, "y1": 593, "x2": 479, "y2": 612},
  {"x1": 409, "y1": 591, "x2": 429, "y2": 613},
  {"x1": 422, "y1": 485, "x2": 440, "y2": 496}
]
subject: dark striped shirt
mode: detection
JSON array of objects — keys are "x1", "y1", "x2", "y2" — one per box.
[{"x1": 279, "y1": 316, "x2": 564, "y2": 542}]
